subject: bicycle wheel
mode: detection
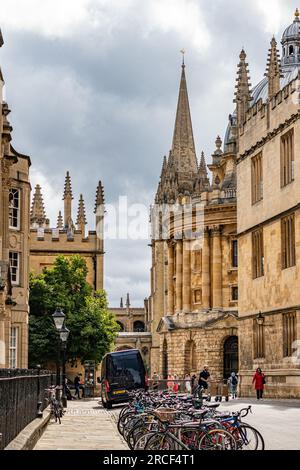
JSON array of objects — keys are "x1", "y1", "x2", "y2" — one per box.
[
  {"x1": 134, "y1": 432, "x2": 156, "y2": 450},
  {"x1": 198, "y1": 429, "x2": 237, "y2": 450},
  {"x1": 236, "y1": 424, "x2": 265, "y2": 450},
  {"x1": 144, "y1": 432, "x2": 177, "y2": 450}
]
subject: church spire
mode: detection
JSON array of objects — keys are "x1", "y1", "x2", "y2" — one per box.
[
  {"x1": 234, "y1": 49, "x2": 252, "y2": 127},
  {"x1": 76, "y1": 194, "x2": 87, "y2": 236},
  {"x1": 265, "y1": 37, "x2": 282, "y2": 100},
  {"x1": 171, "y1": 61, "x2": 198, "y2": 174},
  {"x1": 62, "y1": 171, "x2": 74, "y2": 229},
  {"x1": 30, "y1": 184, "x2": 47, "y2": 228}
]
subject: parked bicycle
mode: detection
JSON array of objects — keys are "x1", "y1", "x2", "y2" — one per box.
[
  {"x1": 117, "y1": 390, "x2": 265, "y2": 451},
  {"x1": 45, "y1": 386, "x2": 65, "y2": 424}
]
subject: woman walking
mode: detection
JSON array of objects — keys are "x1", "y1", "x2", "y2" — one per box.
[{"x1": 252, "y1": 368, "x2": 265, "y2": 400}]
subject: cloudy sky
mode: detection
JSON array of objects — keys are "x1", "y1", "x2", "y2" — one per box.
[{"x1": 1, "y1": 0, "x2": 298, "y2": 306}]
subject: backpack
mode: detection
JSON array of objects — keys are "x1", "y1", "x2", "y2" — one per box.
[{"x1": 231, "y1": 376, "x2": 238, "y2": 386}]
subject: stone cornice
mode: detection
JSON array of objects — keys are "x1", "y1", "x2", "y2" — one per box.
[
  {"x1": 237, "y1": 202, "x2": 300, "y2": 237},
  {"x1": 237, "y1": 111, "x2": 300, "y2": 164}
]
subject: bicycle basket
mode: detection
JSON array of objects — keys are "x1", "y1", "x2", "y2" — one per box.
[{"x1": 154, "y1": 408, "x2": 177, "y2": 423}]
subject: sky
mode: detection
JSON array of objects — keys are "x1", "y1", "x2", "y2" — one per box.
[{"x1": 0, "y1": 0, "x2": 298, "y2": 306}]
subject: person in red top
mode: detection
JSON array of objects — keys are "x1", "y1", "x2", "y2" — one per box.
[{"x1": 252, "y1": 368, "x2": 265, "y2": 400}]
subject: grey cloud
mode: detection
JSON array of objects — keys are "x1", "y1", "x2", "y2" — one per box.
[{"x1": 1, "y1": 0, "x2": 297, "y2": 305}]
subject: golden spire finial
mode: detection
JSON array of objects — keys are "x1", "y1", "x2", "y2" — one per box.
[{"x1": 295, "y1": 8, "x2": 300, "y2": 18}]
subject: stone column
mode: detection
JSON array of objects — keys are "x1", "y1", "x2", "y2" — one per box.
[
  {"x1": 202, "y1": 228, "x2": 210, "y2": 309},
  {"x1": 167, "y1": 243, "x2": 174, "y2": 314},
  {"x1": 182, "y1": 240, "x2": 191, "y2": 312},
  {"x1": 175, "y1": 240, "x2": 183, "y2": 312},
  {"x1": 212, "y1": 226, "x2": 222, "y2": 309}
]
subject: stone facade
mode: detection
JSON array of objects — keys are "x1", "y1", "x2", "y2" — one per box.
[
  {"x1": 110, "y1": 294, "x2": 151, "y2": 370},
  {"x1": 29, "y1": 175, "x2": 105, "y2": 292},
  {"x1": 148, "y1": 60, "x2": 239, "y2": 381},
  {"x1": 0, "y1": 32, "x2": 31, "y2": 369},
  {"x1": 237, "y1": 12, "x2": 300, "y2": 398}
]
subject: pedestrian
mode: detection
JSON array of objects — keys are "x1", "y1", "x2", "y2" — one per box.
[
  {"x1": 198, "y1": 365, "x2": 210, "y2": 392},
  {"x1": 252, "y1": 368, "x2": 266, "y2": 400},
  {"x1": 74, "y1": 374, "x2": 81, "y2": 399},
  {"x1": 185, "y1": 373, "x2": 192, "y2": 394},
  {"x1": 191, "y1": 374, "x2": 197, "y2": 393},
  {"x1": 173, "y1": 375, "x2": 179, "y2": 393},
  {"x1": 167, "y1": 374, "x2": 174, "y2": 391},
  {"x1": 227, "y1": 372, "x2": 238, "y2": 399}
]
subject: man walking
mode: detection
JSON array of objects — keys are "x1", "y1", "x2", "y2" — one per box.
[{"x1": 198, "y1": 365, "x2": 210, "y2": 392}]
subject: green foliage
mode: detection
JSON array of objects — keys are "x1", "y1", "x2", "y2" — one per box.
[{"x1": 29, "y1": 255, "x2": 119, "y2": 368}]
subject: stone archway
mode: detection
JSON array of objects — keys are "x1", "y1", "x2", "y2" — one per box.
[
  {"x1": 184, "y1": 340, "x2": 197, "y2": 374},
  {"x1": 223, "y1": 336, "x2": 238, "y2": 379}
]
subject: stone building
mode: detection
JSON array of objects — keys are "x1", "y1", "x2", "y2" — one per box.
[
  {"x1": 148, "y1": 57, "x2": 238, "y2": 381},
  {"x1": 237, "y1": 10, "x2": 300, "y2": 398},
  {"x1": 109, "y1": 294, "x2": 151, "y2": 370},
  {"x1": 0, "y1": 31, "x2": 31, "y2": 369},
  {"x1": 29, "y1": 172, "x2": 104, "y2": 291}
]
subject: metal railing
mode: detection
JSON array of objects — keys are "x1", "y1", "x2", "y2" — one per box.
[{"x1": 0, "y1": 369, "x2": 55, "y2": 449}]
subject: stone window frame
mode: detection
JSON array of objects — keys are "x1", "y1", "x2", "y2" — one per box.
[
  {"x1": 252, "y1": 228, "x2": 264, "y2": 279},
  {"x1": 231, "y1": 239, "x2": 238, "y2": 268},
  {"x1": 9, "y1": 251, "x2": 20, "y2": 286},
  {"x1": 251, "y1": 152, "x2": 263, "y2": 205},
  {"x1": 231, "y1": 286, "x2": 238, "y2": 302},
  {"x1": 193, "y1": 288, "x2": 202, "y2": 305},
  {"x1": 9, "y1": 326, "x2": 18, "y2": 368},
  {"x1": 253, "y1": 319, "x2": 265, "y2": 359},
  {"x1": 9, "y1": 188, "x2": 21, "y2": 230},
  {"x1": 282, "y1": 311, "x2": 297, "y2": 358},
  {"x1": 281, "y1": 128, "x2": 294, "y2": 187},
  {"x1": 281, "y1": 213, "x2": 296, "y2": 270}
]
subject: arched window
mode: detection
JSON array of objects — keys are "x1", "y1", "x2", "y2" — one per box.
[
  {"x1": 117, "y1": 321, "x2": 125, "y2": 332},
  {"x1": 133, "y1": 321, "x2": 145, "y2": 332},
  {"x1": 184, "y1": 340, "x2": 197, "y2": 374},
  {"x1": 289, "y1": 45, "x2": 294, "y2": 55}
]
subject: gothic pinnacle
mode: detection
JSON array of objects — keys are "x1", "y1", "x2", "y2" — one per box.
[
  {"x1": 30, "y1": 184, "x2": 47, "y2": 227},
  {"x1": 234, "y1": 49, "x2": 252, "y2": 126},
  {"x1": 57, "y1": 210, "x2": 63, "y2": 229},
  {"x1": 265, "y1": 36, "x2": 282, "y2": 99},
  {"x1": 63, "y1": 171, "x2": 73, "y2": 200},
  {"x1": 76, "y1": 194, "x2": 87, "y2": 228},
  {"x1": 94, "y1": 181, "x2": 105, "y2": 214}
]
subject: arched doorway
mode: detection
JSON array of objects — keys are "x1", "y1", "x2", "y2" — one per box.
[
  {"x1": 223, "y1": 336, "x2": 238, "y2": 379},
  {"x1": 162, "y1": 339, "x2": 168, "y2": 379}
]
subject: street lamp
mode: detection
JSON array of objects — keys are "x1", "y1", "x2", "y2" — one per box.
[
  {"x1": 52, "y1": 307, "x2": 65, "y2": 330},
  {"x1": 52, "y1": 307, "x2": 70, "y2": 408},
  {"x1": 60, "y1": 324, "x2": 70, "y2": 408}
]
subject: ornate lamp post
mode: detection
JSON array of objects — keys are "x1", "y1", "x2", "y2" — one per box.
[
  {"x1": 60, "y1": 324, "x2": 70, "y2": 408},
  {"x1": 52, "y1": 307, "x2": 69, "y2": 407}
]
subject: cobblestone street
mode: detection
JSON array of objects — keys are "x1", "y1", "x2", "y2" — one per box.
[
  {"x1": 33, "y1": 397, "x2": 300, "y2": 451},
  {"x1": 34, "y1": 399, "x2": 127, "y2": 450}
]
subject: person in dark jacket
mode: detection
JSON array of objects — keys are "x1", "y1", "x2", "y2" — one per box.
[{"x1": 74, "y1": 374, "x2": 82, "y2": 399}]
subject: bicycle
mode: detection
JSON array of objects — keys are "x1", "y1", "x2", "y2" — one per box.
[{"x1": 45, "y1": 386, "x2": 65, "y2": 424}]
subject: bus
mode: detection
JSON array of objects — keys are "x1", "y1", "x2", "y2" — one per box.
[{"x1": 100, "y1": 349, "x2": 147, "y2": 408}]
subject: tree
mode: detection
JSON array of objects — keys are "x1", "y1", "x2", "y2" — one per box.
[{"x1": 29, "y1": 255, "x2": 119, "y2": 368}]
